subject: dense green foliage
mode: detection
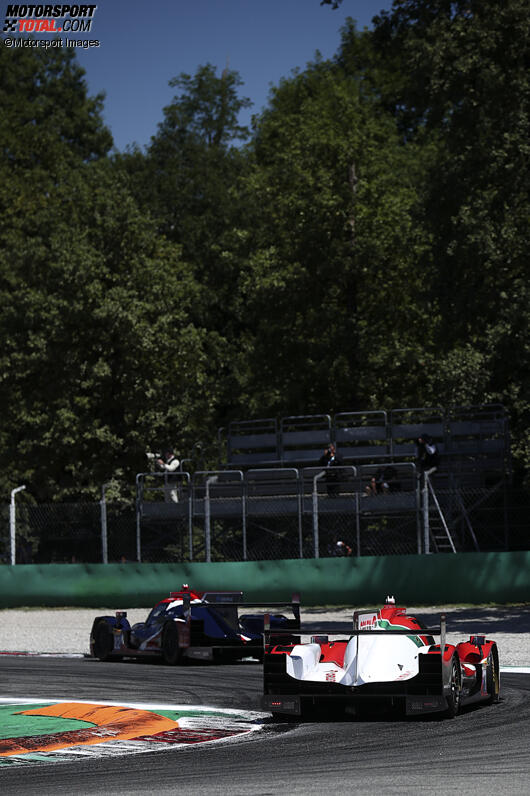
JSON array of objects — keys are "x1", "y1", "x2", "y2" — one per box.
[
  {"x1": 1, "y1": 0, "x2": 529, "y2": 501},
  {"x1": 0, "y1": 48, "x2": 217, "y2": 499},
  {"x1": 368, "y1": 0, "x2": 530, "y2": 476}
]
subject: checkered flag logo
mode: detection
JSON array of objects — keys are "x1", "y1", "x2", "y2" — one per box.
[{"x1": 3, "y1": 19, "x2": 17, "y2": 32}]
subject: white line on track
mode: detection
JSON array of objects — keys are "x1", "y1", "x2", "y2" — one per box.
[{"x1": 500, "y1": 666, "x2": 530, "y2": 674}]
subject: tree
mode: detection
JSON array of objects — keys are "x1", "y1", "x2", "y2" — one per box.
[
  {"x1": 125, "y1": 63, "x2": 251, "y2": 254},
  {"x1": 119, "y1": 64, "x2": 254, "y2": 331},
  {"x1": 0, "y1": 159, "x2": 221, "y2": 501},
  {"x1": 225, "y1": 45, "x2": 431, "y2": 418},
  {"x1": 161, "y1": 63, "x2": 252, "y2": 148},
  {"x1": 371, "y1": 0, "x2": 530, "y2": 479},
  {"x1": 0, "y1": 44, "x2": 112, "y2": 176},
  {"x1": 0, "y1": 48, "x2": 215, "y2": 500}
]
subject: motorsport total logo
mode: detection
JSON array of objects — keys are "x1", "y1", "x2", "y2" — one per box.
[{"x1": 2, "y1": 4, "x2": 100, "y2": 49}]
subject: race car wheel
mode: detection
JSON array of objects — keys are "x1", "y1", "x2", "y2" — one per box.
[
  {"x1": 485, "y1": 646, "x2": 500, "y2": 704},
  {"x1": 445, "y1": 655, "x2": 462, "y2": 718},
  {"x1": 162, "y1": 621, "x2": 182, "y2": 665},
  {"x1": 93, "y1": 620, "x2": 114, "y2": 661}
]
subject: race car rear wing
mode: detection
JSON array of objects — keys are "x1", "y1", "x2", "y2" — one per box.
[
  {"x1": 263, "y1": 612, "x2": 446, "y2": 653},
  {"x1": 177, "y1": 591, "x2": 301, "y2": 648}
]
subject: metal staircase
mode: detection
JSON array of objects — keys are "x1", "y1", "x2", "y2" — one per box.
[{"x1": 423, "y1": 476, "x2": 457, "y2": 553}]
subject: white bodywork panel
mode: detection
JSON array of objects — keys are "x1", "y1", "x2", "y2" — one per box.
[{"x1": 285, "y1": 631, "x2": 429, "y2": 686}]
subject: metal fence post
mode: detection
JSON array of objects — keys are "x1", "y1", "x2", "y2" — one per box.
[
  {"x1": 135, "y1": 474, "x2": 143, "y2": 563},
  {"x1": 297, "y1": 470, "x2": 303, "y2": 558},
  {"x1": 416, "y1": 468, "x2": 422, "y2": 554},
  {"x1": 205, "y1": 475, "x2": 218, "y2": 563},
  {"x1": 312, "y1": 471, "x2": 325, "y2": 558},
  {"x1": 355, "y1": 492, "x2": 361, "y2": 556},
  {"x1": 423, "y1": 476, "x2": 430, "y2": 554},
  {"x1": 242, "y1": 476, "x2": 247, "y2": 561},
  {"x1": 186, "y1": 473, "x2": 193, "y2": 562},
  {"x1": 100, "y1": 483, "x2": 111, "y2": 564},
  {"x1": 10, "y1": 485, "x2": 26, "y2": 566}
]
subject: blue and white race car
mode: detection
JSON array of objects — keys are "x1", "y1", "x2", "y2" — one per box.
[{"x1": 90, "y1": 586, "x2": 300, "y2": 664}]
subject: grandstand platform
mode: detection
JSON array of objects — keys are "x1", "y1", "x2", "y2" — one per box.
[
  {"x1": 135, "y1": 405, "x2": 511, "y2": 561},
  {"x1": 218, "y1": 404, "x2": 510, "y2": 488}
]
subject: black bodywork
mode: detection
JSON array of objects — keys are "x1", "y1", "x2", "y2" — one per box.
[{"x1": 90, "y1": 591, "x2": 300, "y2": 664}]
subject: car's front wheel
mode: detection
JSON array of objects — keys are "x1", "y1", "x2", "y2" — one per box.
[{"x1": 162, "y1": 621, "x2": 182, "y2": 665}]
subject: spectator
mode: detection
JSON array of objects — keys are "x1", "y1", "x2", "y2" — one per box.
[
  {"x1": 335, "y1": 540, "x2": 353, "y2": 556},
  {"x1": 319, "y1": 443, "x2": 343, "y2": 496},
  {"x1": 156, "y1": 448, "x2": 181, "y2": 503},
  {"x1": 415, "y1": 434, "x2": 439, "y2": 484},
  {"x1": 364, "y1": 467, "x2": 389, "y2": 497},
  {"x1": 364, "y1": 466, "x2": 398, "y2": 497}
]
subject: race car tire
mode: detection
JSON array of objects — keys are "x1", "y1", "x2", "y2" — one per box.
[
  {"x1": 162, "y1": 621, "x2": 182, "y2": 665},
  {"x1": 444, "y1": 655, "x2": 462, "y2": 718},
  {"x1": 92, "y1": 620, "x2": 115, "y2": 661},
  {"x1": 485, "y1": 646, "x2": 500, "y2": 704}
]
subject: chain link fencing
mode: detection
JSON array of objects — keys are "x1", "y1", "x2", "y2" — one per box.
[
  {"x1": 0, "y1": 501, "x2": 137, "y2": 564},
  {"x1": 2, "y1": 469, "x2": 528, "y2": 565}
]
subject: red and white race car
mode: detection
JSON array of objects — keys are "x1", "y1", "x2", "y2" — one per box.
[{"x1": 263, "y1": 597, "x2": 500, "y2": 718}]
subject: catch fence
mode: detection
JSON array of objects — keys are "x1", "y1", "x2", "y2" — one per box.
[{"x1": 2, "y1": 469, "x2": 527, "y2": 565}]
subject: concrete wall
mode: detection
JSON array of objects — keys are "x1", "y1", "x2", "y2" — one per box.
[{"x1": 0, "y1": 551, "x2": 528, "y2": 607}]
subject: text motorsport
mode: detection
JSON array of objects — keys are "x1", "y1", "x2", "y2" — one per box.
[{"x1": 2, "y1": 4, "x2": 100, "y2": 49}]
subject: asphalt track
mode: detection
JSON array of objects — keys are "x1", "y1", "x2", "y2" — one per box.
[{"x1": 0, "y1": 656, "x2": 529, "y2": 795}]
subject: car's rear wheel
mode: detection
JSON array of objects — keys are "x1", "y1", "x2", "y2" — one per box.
[
  {"x1": 485, "y1": 646, "x2": 500, "y2": 704},
  {"x1": 93, "y1": 620, "x2": 114, "y2": 661},
  {"x1": 162, "y1": 621, "x2": 182, "y2": 665},
  {"x1": 444, "y1": 655, "x2": 462, "y2": 718}
]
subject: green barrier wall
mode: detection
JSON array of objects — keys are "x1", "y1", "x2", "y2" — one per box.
[{"x1": 0, "y1": 551, "x2": 528, "y2": 607}]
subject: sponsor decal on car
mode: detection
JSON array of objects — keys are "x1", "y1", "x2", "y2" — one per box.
[{"x1": 357, "y1": 612, "x2": 378, "y2": 629}]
